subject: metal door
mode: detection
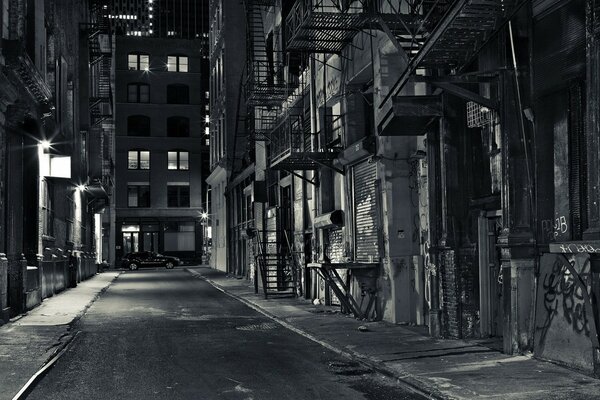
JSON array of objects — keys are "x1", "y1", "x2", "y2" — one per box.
[{"x1": 352, "y1": 160, "x2": 379, "y2": 262}]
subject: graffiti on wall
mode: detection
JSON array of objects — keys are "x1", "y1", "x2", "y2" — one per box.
[
  {"x1": 534, "y1": 253, "x2": 599, "y2": 372},
  {"x1": 541, "y1": 215, "x2": 568, "y2": 240}
]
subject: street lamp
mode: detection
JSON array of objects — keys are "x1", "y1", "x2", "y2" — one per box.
[
  {"x1": 40, "y1": 140, "x2": 51, "y2": 150},
  {"x1": 200, "y1": 211, "x2": 209, "y2": 264}
]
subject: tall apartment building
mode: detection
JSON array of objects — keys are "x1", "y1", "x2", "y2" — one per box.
[
  {"x1": 109, "y1": 0, "x2": 209, "y2": 40},
  {"x1": 114, "y1": 36, "x2": 205, "y2": 263},
  {"x1": 206, "y1": 0, "x2": 247, "y2": 272}
]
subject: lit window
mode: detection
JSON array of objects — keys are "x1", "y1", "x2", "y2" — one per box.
[
  {"x1": 128, "y1": 53, "x2": 149, "y2": 71},
  {"x1": 128, "y1": 150, "x2": 150, "y2": 170},
  {"x1": 167, "y1": 55, "x2": 188, "y2": 72},
  {"x1": 168, "y1": 151, "x2": 189, "y2": 170}
]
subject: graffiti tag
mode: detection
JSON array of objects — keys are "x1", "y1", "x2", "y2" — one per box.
[
  {"x1": 550, "y1": 242, "x2": 600, "y2": 254},
  {"x1": 541, "y1": 216, "x2": 568, "y2": 239}
]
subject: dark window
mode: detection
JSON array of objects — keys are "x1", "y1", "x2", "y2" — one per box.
[
  {"x1": 128, "y1": 53, "x2": 149, "y2": 71},
  {"x1": 167, "y1": 185, "x2": 190, "y2": 207},
  {"x1": 168, "y1": 151, "x2": 189, "y2": 170},
  {"x1": 167, "y1": 116, "x2": 190, "y2": 137},
  {"x1": 127, "y1": 115, "x2": 150, "y2": 136},
  {"x1": 128, "y1": 150, "x2": 150, "y2": 170},
  {"x1": 167, "y1": 84, "x2": 189, "y2": 104},
  {"x1": 127, "y1": 83, "x2": 150, "y2": 103},
  {"x1": 167, "y1": 55, "x2": 188, "y2": 72},
  {"x1": 128, "y1": 185, "x2": 150, "y2": 207}
]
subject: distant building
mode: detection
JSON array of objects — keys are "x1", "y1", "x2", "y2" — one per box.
[
  {"x1": 114, "y1": 36, "x2": 206, "y2": 263},
  {"x1": 109, "y1": 0, "x2": 154, "y2": 36}
]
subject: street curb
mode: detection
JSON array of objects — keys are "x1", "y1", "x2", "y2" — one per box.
[
  {"x1": 9, "y1": 272, "x2": 120, "y2": 400},
  {"x1": 186, "y1": 268, "x2": 448, "y2": 400},
  {"x1": 67, "y1": 272, "x2": 122, "y2": 329},
  {"x1": 11, "y1": 331, "x2": 81, "y2": 400}
]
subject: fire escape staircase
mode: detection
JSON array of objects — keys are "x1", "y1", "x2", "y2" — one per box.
[
  {"x1": 253, "y1": 230, "x2": 297, "y2": 299},
  {"x1": 86, "y1": 24, "x2": 113, "y2": 127},
  {"x1": 286, "y1": 0, "x2": 372, "y2": 54},
  {"x1": 377, "y1": 0, "x2": 527, "y2": 133},
  {"x1": 245, "y1": 1, "x2": 288, "y2": 107}
]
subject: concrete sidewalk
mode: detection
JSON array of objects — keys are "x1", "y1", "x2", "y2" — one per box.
[
  {"x1": 187, "y1": 266, "x2": 600, "y2": 400},
  {"x1": 0, "y1": 272, "x2": 119, "y2": 400}
]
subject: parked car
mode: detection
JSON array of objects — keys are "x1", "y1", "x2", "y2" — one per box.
[{"x1": 121, "y1": 251, "x2": 180, "y2": 270}]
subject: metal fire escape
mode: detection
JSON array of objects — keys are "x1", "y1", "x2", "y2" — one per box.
[
  {"x1": 84, "y1": 0, "x2": 114, "y2": 208},
  {"x1": 246, "y1": 2, "x2": 288, "y2": 107},
  {"x1": 243, "y1": 0, "x2": 300, "y2": 298},
  {"x1": 268, "y1": 111, "x2": 343, "y2": 176},
  {"x1": 88, "y1": 26, "x2": 113, "y2": 127},
  {"x1": 286, "y1": 0, "x2": 372, "y2": 53},
  {"x1": 376, "y1": 0, "x2": 528, "y2": 133}
]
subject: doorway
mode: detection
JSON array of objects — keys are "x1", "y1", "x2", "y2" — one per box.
[
  {"x1": 123, "y1": 232, "x2": 139, "y2": 254},
  {"x1": 478, "y1": 210, "x2": 503, "y2": 338}
]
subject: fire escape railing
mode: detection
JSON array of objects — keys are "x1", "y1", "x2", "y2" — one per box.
[
  {"x1": 268, "y1": 112, "x2": 343, "y2": 172},
  {"x1": 378, "y1": 0, "x2": 528, "y2": 117},
  {"x1": 246, "y1": 60, "x2": 289, "y2": 107},
  {"x1": 87, "y1": 25, "x2": 113, "y2": 127},
  {"x1": 286, "y1": 0, "x2": 372, "y2": 53}
]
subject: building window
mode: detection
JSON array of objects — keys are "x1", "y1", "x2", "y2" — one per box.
[
  {"x1": 164, "y1": 221, "x2": 195, "y2": 251},
  {"x1": 42, "y1": 180, "x2": 55, "y2": 237},
  {"x1": 167, "y1": 184, "x2": 190, "y2": 207},
  {"x1": 128, "y1": 185, "x2": 150, "y2": 207},
  {"x1": 127, "y1": 83, "x2": 150, "y2": 103},
  {"x1": 167, "y1": 84, "x2": 189, "y2": 104},
  {"x1": 127, "y1": 115, "x2": 151, "y2": 136},
  {"x1": 167, "y1": 116, "x2": 190, "y2": 137},
  {"x1": 66, "y1": 194, "x2": 74, "y2": 242},
  {"x1": 128, "y1": 53, "x2": 150, "y2": 71},
  {"x1": 167, "y1": 55, "x2": 188, "y2": 72},
  {"x1": 128, "y1": 150, "x2": 150, "y2": 170},
  {"x1": 168, "y1": 151, "x2": 189, "y2": 170}
]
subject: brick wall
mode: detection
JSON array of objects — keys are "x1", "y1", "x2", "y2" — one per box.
[
  {"x1": 441, "y1": 249, "x2": 461, "y2": 338},
  {"x1": 459, "y1": 245, "x2": 479, "y2": 338}
]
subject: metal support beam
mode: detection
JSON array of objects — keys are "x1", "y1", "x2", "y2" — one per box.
[
  {"x1": 432, "y1": 82, "x2": 498, "y2": 110},
  {"x1": 379, "y1": 0, "x2": 471, "y2": 109}
]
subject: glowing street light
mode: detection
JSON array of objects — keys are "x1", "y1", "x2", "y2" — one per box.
[{"x1": 40, "y1": 140, "x2": 51, "y2": 150}]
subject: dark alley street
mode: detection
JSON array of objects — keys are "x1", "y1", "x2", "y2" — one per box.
[{"x1": 25, "y1": 270, "x2": 424, "y2": 400}]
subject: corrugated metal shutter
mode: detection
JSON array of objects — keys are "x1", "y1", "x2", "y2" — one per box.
[
  {"x1": 568, "y1": 82, "x2": 587, "y2": 239},
  {"x1": 353, "y1": 161, "x2": 379, "y2": 262},
  {"x1": 533, "y1": 0, "x2": 585, "y2": 96}
]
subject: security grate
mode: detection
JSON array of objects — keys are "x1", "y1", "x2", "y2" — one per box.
[{"x1": 466, "y1": 101, "x2": 496, "y2": 128}]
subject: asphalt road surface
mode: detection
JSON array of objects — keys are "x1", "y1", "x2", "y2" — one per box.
[{"x1": 27, "y1": 269, "x2": 427, "y2": 400}]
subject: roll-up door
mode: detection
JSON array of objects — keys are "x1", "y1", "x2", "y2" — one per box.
[
  {"x1": 532, "y1": 0, "x2": 585, "y2": 96},
  {"x1": 353, "y1": 160, "x2": 379, "y2": 262}
]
